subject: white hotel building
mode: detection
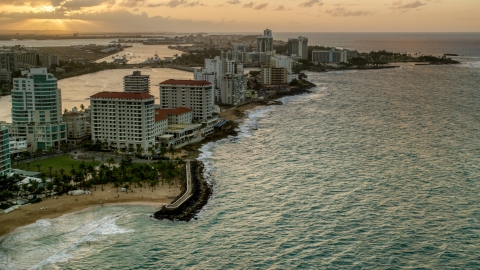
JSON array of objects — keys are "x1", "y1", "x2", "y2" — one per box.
[
  {"x1": 89, "y1": 92, "x2": 156, "y2": 152},
  {"x1": 159, "y1": 80, "x2": 214, "y2": 122}
]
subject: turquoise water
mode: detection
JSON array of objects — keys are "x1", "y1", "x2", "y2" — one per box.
[{"x1": 1, "y1": 34, "x2": 480, "y2": 269}]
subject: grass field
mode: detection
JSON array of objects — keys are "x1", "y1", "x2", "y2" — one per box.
[{"x1": 14, "y1": 155, "x2": 101, "y2": 176}]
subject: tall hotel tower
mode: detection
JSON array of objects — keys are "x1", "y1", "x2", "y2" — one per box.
[{"x1": 10, "y1": 68, "x2": 67, "y2": 151}]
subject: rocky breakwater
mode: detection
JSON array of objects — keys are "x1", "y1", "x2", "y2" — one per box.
[{"x1": 154, "y1": 161, "x2": 212, "y2": 221}]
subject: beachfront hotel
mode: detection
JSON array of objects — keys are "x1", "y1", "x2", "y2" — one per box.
[
  {"x1": 89, "y1": 92, "x2": 156, "y2": 152},
  {"x1": 9, "y1": 68, "x2": 67, "y2": 151},
  {"x1": 159, "y1": 80, "x2": 214, "y2": 122}
]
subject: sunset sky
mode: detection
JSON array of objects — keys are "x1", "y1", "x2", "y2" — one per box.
[{"x1": 0, "y1": 0, "x2": 478, "y2": 33}]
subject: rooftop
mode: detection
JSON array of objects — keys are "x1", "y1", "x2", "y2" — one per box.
[
  {"x1": 159, "y1": 79, "x2": 211, "y2": 86},
  {"x1": 90, "y1": 91, "x2": 154, "y2": 100}
]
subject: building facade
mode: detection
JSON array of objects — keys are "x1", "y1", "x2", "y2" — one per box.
[
  {"x1": 261, "y1": 65, "x2": 287, "y2": 85},
  {"x1": 0, "y1": 52, "x2": 18, "y2": 72},
  {"x1": 0, "y1": 125, "x2": 11, "y2": 176},
  {"x1": 312, "y1": 49, "x2": 348, "y2": 63},
  {"x1": 90, "y1": 92, "x2": 156, "y2": 152},
  {"x1": 123, "y1": 70, "x2": 150, "y2": 93},
  {"x1": 63, "y1": 108, "x2": 92, "y2": 141},
  {"x1": 256, "y1": 29, "x2": 274, "y2": 53},
  {"x1": 10, "y1": 68, "x2": 67, "y2": 151},
  {"x1": 159, "y1": 80, "x2": 214, "y2": 122},
  {"x1": 287, "y1": 36, "x2": 309, "y2": 60},
  {"x1": 221, "y1": 74, "x2": 246, "y2": 105},
  {"x1": 41, "y1": 54, "x2": 59, "y2": 69}
]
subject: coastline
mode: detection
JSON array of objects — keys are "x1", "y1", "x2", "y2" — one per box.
[
  {"x1": 0, "y1": 184, "x2": 181, "y2": 238},
  {"x1": 0, "y1": 80, "x2": 316, "y2": 237}
]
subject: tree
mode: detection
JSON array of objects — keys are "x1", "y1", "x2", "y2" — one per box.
[
  {"x1": 48, "y1": 166, "x2": 53, "y2": 177},
  {"x1": 106, "y1": 157, "x2": 115, "y2": 168},
  {"x1": 80, "y1": 104, "x2": 85, "y2": 111},
  {"x1": 36, "y1": 164, "x2": 41, "y2": 172},
  {"x1": 168, "y1": 144, "x2": 175, "y2": 159}
]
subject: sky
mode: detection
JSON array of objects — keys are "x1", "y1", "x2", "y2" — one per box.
[{"x1": 0, "y1": 0, "x2": 478, "y2": 33}]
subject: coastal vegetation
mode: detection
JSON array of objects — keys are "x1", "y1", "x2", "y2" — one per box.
[{"x1": 1, "y1": 154, "x2": 184, "y2": 210}]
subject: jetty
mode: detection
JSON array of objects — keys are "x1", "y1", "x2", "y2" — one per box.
[{"x1": 154, "y1": 161, "x2": 211, "y2": 221}]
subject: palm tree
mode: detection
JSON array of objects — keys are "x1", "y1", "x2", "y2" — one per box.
[
  {"x1": 48, "y1": 166, "x2": 53, "y2": 177},
  {"x1": 26, "y1": 162, "x2": 30, "y2": 170},
  {"x1": 80, "y1": 104, "x2": 85, "y2": 111},
  {"x1": 36, "y1": 164, "x2": 41, "y2": 172},
  {"x1": 106, "y1": 157, "x2": 115, "y2": 168}
]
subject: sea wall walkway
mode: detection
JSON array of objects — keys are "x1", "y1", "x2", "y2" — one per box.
[{"x1": 165, "y1": 161, "x2": 193, "y2": 210}]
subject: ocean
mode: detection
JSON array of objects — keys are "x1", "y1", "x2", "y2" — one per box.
[{"x1": 1, "y1": 33, "x2": 480, "y2": 269}]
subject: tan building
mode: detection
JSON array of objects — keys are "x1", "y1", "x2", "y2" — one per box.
[
  {"x1": 260, "y1": 65, "x2": 287, "y2": 85},
  {"x1": 63, "y1": 108, "x2": 91, "y2": 141},
  {"x1": 159, "y1": 80, "x2": 214, "y2": 122}
]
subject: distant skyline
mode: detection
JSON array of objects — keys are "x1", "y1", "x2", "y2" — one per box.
[{"x1": 0, "y1": 0, "x2": 479, "y2": 33}]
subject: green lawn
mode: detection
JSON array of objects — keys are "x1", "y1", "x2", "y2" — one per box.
[{"x1": 14, "y1": 155, "x2": 101, "y2": 176}]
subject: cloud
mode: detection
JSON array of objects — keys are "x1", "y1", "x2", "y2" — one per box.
[
  {"x1": 299, "y1": 0, "x2": 323, "y2": 8},
  {"x1": 242, "y1": 2, "x2": 267, "y2": 9},
  {"x1": 118, "y1": 0, "x2": 145, "y2": 7},
  {"x1": 254, "y1": 2, "x2": 267, "y2": 9},
  {"x1": 242, "y1": 1, "x2": 253, "y2": 8},
  {"x1": 147, "y1": 0, "x2": 203, "y2": 7},
  {"x1": 59, "y1": 0, "x2": 115, "y2": 11},
  {"x1": 391, "y1": 0, "x2": 426, "y2": 9},
  {"x1": 227, "y1": 0, "x2": 240, "y2": 4},
  {"x1": 325, "y1": 7, "x2": 372, "y2": 16},
  {"x1": 274, "y1": 5, "x2": 285, "y2": 11},
  {"x1": 0, "y1": 9, "x2": 223, "y2": 31}
]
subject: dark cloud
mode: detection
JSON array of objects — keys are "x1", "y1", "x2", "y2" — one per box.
[
  {"x1": 147, "y1": 0, "x2": 203, "y2": 7},
  {"x1": 274, "y1": 5, "x2": 285, "y2": 11},
  {"x1": 299, "y1": 0, "x2": 323, "y2": 8},
  {"x1": 61, "y1": 0, "x2": 114, "y2": 10},
  {"x1": 118, "y1": 0, "x2": 145, "y2": 8},
  {"x1": 226, "y1": 0, "x2": 240, "y2": 4},
  {"x1": 391, "y1": 0, "x2": 426, "y2": 9},
  {"x1": 0, "y1": 10, "x2": 223, "y2": 31},
  {"x1": 242, "y1": 2, "x2": 267, "y2": 9},
  {"x1": 325, "y1": 7, "x2": 372, "y2": 16}
]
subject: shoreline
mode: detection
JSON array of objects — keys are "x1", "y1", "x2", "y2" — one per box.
[
  {"x1": 0, "y1": 184, "x2": 181, "y2": 238},
  {"x1": 0, "y1": 81, "x2": 317, "y2": 237}
]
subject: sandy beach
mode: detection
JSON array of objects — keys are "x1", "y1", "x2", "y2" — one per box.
[
  {"x1": 0, "y1": 104, "x2": 264, "y2": 238},
  {"x1": 0, "y1": 184, "x2": 181, "y2": 238}
]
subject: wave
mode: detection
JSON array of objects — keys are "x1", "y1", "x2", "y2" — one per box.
[{"x1": 0, "y1": 211, "x2": 134, "y2": 270}]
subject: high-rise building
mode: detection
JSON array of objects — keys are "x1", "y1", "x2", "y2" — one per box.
[
  {"x1": 159, "y1": 80, "x2": 213, "y2": 122},
  {"x1": 90, "y1": 92, "x2": 156, "y2": 152},
  {"x1": 312, "y1": 49, "x2": 348, "y2": 63},
  {"x1": 123, "y1": 70, "x2": 150, "y2": 93},
  {"x1": 256, "y1": 29, "x2": 274, "y2": 53},
  {"x1": 221, "y1": 74, "x2": 246, "y2": 105},
  {"x1": 0, "y1": 52, "x2": 18, "y2": 72},
  {"x1": 10, "y1": 68, "x2": 67, "y2": 151},
  {"x1": 287, "y1": 36, "x2": 309, "y2": 60},
  {"x1": 0, "y1": 125, "x2": 11, "y2": 177},
  {"x1": 260, "y1": 65, "x2": 287, "y2": 85},
  {"x1": 41, "y1": 54, "x2": 59, "y2": 69}
]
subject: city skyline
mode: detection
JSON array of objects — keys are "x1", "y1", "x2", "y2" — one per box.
[{"x1": 0, "y1": 0, "x2": 478, "y2": 33}]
